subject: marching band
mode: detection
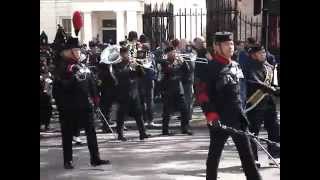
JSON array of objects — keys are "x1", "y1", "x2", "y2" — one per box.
[{"x1": 40, "y1": 21, "x2": 280, "y2": 179}]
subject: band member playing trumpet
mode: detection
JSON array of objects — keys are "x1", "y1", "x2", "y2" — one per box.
[
  {"x1": 113, "y1": 47, "x2": 151, "y2": 141},
  {"x1": 136, "y1": 43, "x2": 157, "y2": 127},
  {"x1": 160, "y1": 46, "x2": 193, "y2": 135},
  {"x1": 243, "y1": 44, "x2": 280, "y2": 167}
]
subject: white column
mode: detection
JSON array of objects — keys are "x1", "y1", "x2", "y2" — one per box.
[
  {"x1": 126, "y1": 11, "x2": 137, "y2": 34},
  {"x1": 116, "y1": 11, "x2": 125, "y2": 44},
  {"x1": 136, "y1": 11, "x2": 143, "y2": 36},
  {"x1": 83, "y1": 11, "x2": 93, "y2": 45}
]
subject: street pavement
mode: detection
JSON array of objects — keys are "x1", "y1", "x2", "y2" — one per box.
[{"x1": 40, "y1": 104, "x2": 280, "y2": 180}]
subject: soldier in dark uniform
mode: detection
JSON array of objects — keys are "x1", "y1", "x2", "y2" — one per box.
[
  {"x1": 113, "y1": 47, "x2": 151, "y2": 141},
  {"x1": 97, "y1": 60, "x2": 118, "y2": 133},
  {"x1": 52, "y1": 37, "x2": 110, "y2": 169},
  {"x1": 243, "y1": 45, "x2": 280, "y2": 166},
  {"x1": 195, "y1": 32, "x2": 261, "y2": 180},
  {"x1": 136, "y1": 43, "x2": 157, "y2": 127},
  {"x1": 160, "y1": 46, "x2": 193, "y2": 135}
]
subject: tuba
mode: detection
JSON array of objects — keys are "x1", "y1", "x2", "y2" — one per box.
[{"x1": 100, "y1": 45, "x2": 121, "y2": 64}]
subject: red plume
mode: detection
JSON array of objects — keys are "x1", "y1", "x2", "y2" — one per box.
[{"x1": 72, "y1": 11, "x2": 83, "y2": 36}]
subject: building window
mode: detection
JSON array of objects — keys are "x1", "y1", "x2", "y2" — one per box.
[
  {"x1": 102, "y1": 20, "x2": 116, "y2": 28},
  {"x1": 62, "y1": 19, "x2": 72, "y2": 36}
]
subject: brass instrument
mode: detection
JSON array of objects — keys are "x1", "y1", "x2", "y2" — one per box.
[
  {"x1": 74, "y1": 63, "x2": 91, "y2": 82},
  {"x1": 128, "y1": 55, "x2": 154, "y2": 71},
  {"x1": 100, "y1": 45, "x2": 121, "y2": 64},
  {"x1": 40, "y1": 73, "x2": 53, "y2": 96},
  {"x1": 177, "y1": 53, "x2": 208, "y2": 64},
  {"x1": 100, "y1": 45, "x2": 154, "y2": 70},
  {"x1": 245, "y1": 65, "x2": 275, "y2": 113},
  {"x1": 162, "y1": 53, "x2": 208, "y2": 64}
]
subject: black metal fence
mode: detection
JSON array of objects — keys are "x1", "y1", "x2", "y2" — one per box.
[
  {"x1": 143, "y1": 3, "x2": 174, "y2": 49},
  {"x1": 174, "y1": 8, "x2": 207, "y2": 40},
  {"x1": 237, "y1": 11, "x2": 263, "y2": 44},
  {"x1": 143, "y1": 2, "x2": 279, "y2": 50}
]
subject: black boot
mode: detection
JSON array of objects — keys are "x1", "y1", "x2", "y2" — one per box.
[
  {"x1": 181, "y1": 116, "x2": 193, "y2": 135},
  {"x1": 181, "y1": 129, "x2": 193, "y2": 135},
  {"x1": 139, "y1": 133, "x2": 151, "y2": 140},
  {"x1": 118, "y1": 135, "x2": 127, "y2": 141},
  {"x1": 90, "y1": 159, "x2": 111, "y2": 166},
  {"x1": 64, "y1": 161, "x2": 74, "y2": 169},
  {"x1": 162, "y1": 117, "x2": 172, "y2": 135}
]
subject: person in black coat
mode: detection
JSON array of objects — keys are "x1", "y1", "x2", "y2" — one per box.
[
  {"x1": 195, "y1": 32, "x2": 261, "y2": 180},
  {"x1": 52, "y1": 37, "x2": 110, "y2": 169},
  {"x1": 113, "y1": 47, "x2": 150, "y2": 141},
  {"x1": 136, "y1": 45, "x2": 157, "y2": 127},
  {"x1": 160, "y1": 46, "x2": 193, "y2": 135},
  {"x1": 243, "y1": 44, "x2": 280, "y2": 166},
  {"x1": 97, "y1": 62, "x2": 118, "y2": 133}
]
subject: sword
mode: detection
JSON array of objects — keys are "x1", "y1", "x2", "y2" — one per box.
[
  {"x1": 95, "y1": 107, "x2": 117, "y2": 139},
  {"x1": 210, "y1": 123, "x2": 280, "y2": 169}
]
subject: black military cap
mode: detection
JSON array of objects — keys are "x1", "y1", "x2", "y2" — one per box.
[
  {"x1": 214, "y1": 31, "x2": 233, "y2": 42},
  {"x1": 89, "y1": 41, "x2": 96, "y2": 48},
  {"x1": 247, "y1": 44, "x2": 265, "y2": 54},
  {"x1": 164, "y1": 46, "x2": 175, "y2": 54},
  {"x1": 65, "y1": 37, "x2": 81, "y2": 49}
]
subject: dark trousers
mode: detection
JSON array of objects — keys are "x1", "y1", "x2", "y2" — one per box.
[
  {"x1": 139, "y1": 80, "x2": 154, "y2": 123},
  {"x1": 247, "y1": 97, "x2": 280, "y2": 160},
  {"x1": 154, "y1": 80, "x2": 162, "y2": 102},
  {"x1": 162, "y1": 92, "x2": 190, "y2": 133},
  {"x1": 100, "y1": 90, "x2": 117, "y2": 131},
  {"x1": 58, "y1": 107, "x2": 100, "y2": 163},
  {"x1": 207, "y1": 126, "x2": 262, "y2": 180},
  {"x1": 116, "y1": 97, "x2": 146, "y2": 137},
  {"x1": 182, "y1": 82, "x2": 194, "y2": 121},
  {"x1": 72, "y1": 114, "x2": 81, "y2": 137},
  {"x1": 40, "y1": 94, "x2": 52, "y2": 129}
]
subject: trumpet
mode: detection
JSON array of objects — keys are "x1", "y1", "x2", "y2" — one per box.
[
  {"x1": 128, "y1": 56, "x2": 154, "y2": 71},
  {"x1": 162, "y1": 53, "x2": 208, "y2": 64}
]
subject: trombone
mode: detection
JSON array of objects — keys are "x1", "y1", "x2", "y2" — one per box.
[
  {"x1": 177, "y1": 53, "x2": 208, "y2": 64},
  {"x1": 162, "y1": 53, "x2": 208, "y2": 64},
  {"x1": 128, "y1": 56, "x2": 155, "y2": 71}
]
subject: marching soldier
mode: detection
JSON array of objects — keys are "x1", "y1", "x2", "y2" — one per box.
[
  {"x1": 97, "y1": 58, "x2": 118, "y2": 133},
  {"x1": 160, "y1": 46, "x2": 193, "y2": 135},
  {"x1": 195, "y1": 32, "x2": 262, "y2": 180},
  {"x1": 52, "y1": 37, "x2": 110, "y2": 169},
  {"x1": 137, "y1": 38, "x2": 157, "y2": 127},
  {"x1": 113, "y1": 46, "x2": 151, "y2": 141},
  {"x1": 243, "y1": 44, "x2": 280, "y2": 166}
]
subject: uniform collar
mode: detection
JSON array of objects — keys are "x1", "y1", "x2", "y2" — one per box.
[
  {"x1": 66, "y1": 58, "x2": 78, "y2": 64},
  {"x1": 213, "y1": 54, "x2": 231, "y2": 65}
]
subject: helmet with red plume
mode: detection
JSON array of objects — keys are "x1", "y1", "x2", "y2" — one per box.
[{"x1": 72, "y1": 11, "x2": 83, "y2": 36}]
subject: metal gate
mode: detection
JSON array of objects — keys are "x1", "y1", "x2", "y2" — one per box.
[
  {"x1": 143, "y1": 1, "x2": 278, "y2": 50},
  {"x1": 143, "y1": 3, "x2": 174, "y2": 49}
]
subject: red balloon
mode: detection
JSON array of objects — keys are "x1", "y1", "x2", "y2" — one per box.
[{"x1": 72, "y1": 11, "x2": 83, "y2": 36}]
